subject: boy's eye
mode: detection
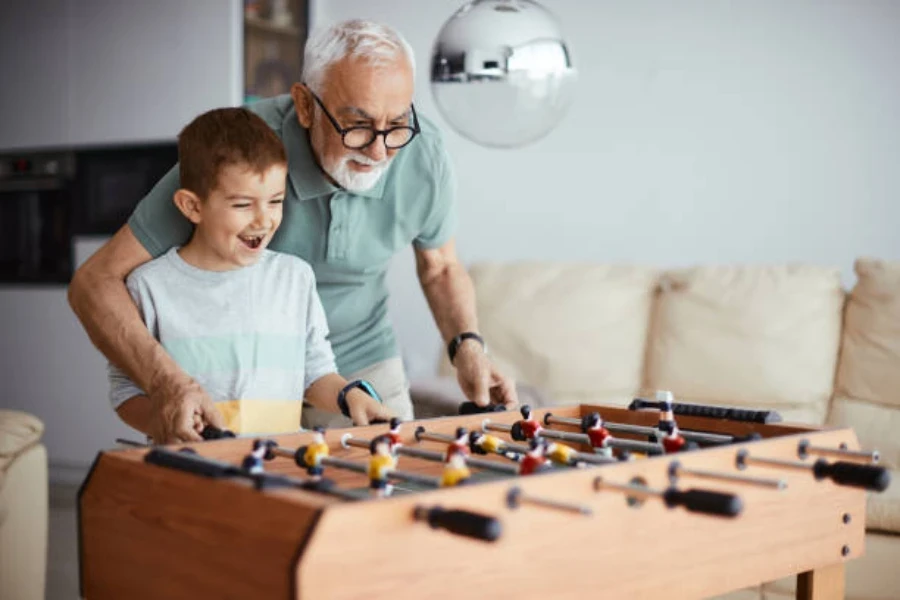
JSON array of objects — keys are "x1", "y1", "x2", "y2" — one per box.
[
  {"x1": 269, "y1": 198, "x2": 284, "y2": 205},
  {"x1": 231, "y1": 202, "x2": 251, "y2": 208}
]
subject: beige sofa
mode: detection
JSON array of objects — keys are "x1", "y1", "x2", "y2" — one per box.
[
  {"x1": 411, "y1": 257, "x2": 900, "y2": 600},
  {"x1": 0, "y1": 410, "x2": 48, "y2": 600}
]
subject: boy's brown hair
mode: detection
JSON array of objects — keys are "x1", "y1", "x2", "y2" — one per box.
[{"x1": 178, "y1": 107, "x2": 287, "y2": 199}]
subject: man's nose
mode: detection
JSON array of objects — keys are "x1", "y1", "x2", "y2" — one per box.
[{"x1": 363, "y1": 136, "x2": 387, "y2": 162}]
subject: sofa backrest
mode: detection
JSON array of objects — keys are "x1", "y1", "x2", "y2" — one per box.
[
  {"x1": 828, "y1": 258, "x2": 900, "y2": 533},
  {"x1": 451, "y1": 261, "x2": 845, "y2": 425},
  {"x1": 438, "y1": 262, "x2": 660, "y2": 406}
]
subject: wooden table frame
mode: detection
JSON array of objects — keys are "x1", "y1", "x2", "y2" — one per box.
[{"x1": 79, "y1": 404, "x2": 868, "y2": 599}]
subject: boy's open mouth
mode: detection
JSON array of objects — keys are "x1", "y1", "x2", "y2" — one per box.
[{"x1": 239, "y1": 234, "x2": 264, "y2": 250}]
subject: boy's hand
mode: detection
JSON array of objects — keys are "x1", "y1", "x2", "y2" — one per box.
[
  {"x1": 345, "y1": 389, "x2": 394, "y2": 426},
  {"x1": 148, "y1": 377, "x2": 225, "y2": 444}
]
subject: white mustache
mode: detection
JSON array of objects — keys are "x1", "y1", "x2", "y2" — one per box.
[{"x1": 345, "y1": 153, "x2": 387, "y2": 168}]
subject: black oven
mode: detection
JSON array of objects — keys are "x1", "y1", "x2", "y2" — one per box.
[
  {"x1": 0, "y1": 143, "x2": 177, "y2": 284},
  {"x1": 0, "y1": 152, "x2": 76, "y2": 284}
]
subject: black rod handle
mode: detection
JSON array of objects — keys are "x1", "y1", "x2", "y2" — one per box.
[
  {"x1": 201, "y1": 425, "x2": 236, "y2": 440},
  {"x1": 813, "y1": 459, "x2": 891, "y2": 492},
  {"x1": 144, "y1": 447, "x2": 237, "y2": 478},
  {"x1": 458, "y1": 401, "x2": 506, "y2": 415},
  {"x1": 663, "y1": 487, "x2": 743, "y2": 517},
  {"x1": 414, "y1": 506, "x2": 502, "y2": 542}
]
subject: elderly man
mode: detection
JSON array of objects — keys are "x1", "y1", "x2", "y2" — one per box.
[{"x1": 68, "y1": 18, "x2": 518, "y2": 443}]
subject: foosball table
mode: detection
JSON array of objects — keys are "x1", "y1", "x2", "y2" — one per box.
[{"x1": 78, "y1": 394, "x2": 890, "y2": 599}]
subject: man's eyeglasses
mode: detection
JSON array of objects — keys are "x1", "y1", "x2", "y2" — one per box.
[{"x1": 307, "y1": 89, "x2": 420, "y2": 150}]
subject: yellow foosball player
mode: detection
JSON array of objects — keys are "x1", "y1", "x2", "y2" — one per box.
[
  {"x1": 544, "y1": 439, "x2": 579, "y2": 467},
  {"x1": 368, "y1": 436, "x2": 397, "y2": 498},
  {"x1": 440, "y1": 453, "x2": 471, "y2": 487},
  {"x1": 468, "y1": 430, "x2": 506, "y2": 455},
  {"x1": 303, "y1": 427, "x2": 330, "y2": 479}
]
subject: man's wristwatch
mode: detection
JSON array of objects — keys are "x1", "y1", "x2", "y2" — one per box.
[
  {"x1": 447, "y1": 331, "x2": 486, "y2": 365},
  {"x1": 337, "y1": 379, "x2": 382, "y2": 419}
]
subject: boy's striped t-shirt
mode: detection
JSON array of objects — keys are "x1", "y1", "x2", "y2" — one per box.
[{"x1": 108, "y1": 247, "x2": 337, "y2": 435}]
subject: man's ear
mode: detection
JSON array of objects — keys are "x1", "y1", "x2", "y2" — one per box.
[
  {"x1": 291, "y1": 82, "x2": 313, "y2": 129},
  {"x1": 173, "y1": 189, "x2": 203, "y2": 225}
]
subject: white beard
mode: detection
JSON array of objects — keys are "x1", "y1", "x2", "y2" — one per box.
[{"x1": 325, "y1": 152, "x2": 392, "y2": 192}]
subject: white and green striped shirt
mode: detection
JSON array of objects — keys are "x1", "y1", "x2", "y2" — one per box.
[{"x1": 108, "y1": 248, "x2": 337, "y2": 415}]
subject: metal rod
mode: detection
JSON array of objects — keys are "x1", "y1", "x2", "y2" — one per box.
[
  {"x1": 115, "y1": 438, "x2": 149, "y2": 447},
  {"x1": 545, "y1": 414, "x2": 734, "y2": 445},
  {"x1": 506, "y1": 486, "x2": 592, "y2": 516},
  {"x1": 484, "y1": 420, "x2": 663, "y2": 455},
  {"x1": 343, "y1": 435, "x2": 519, "y2": 475},
  {"x1": 670, "y1": 461, "x2": 786, "y2": 490},
  {"x1": 798, "y1": 440, "x2": 879, "y2": 463},
  {"x1": 418, "y1": 429, "x2": 615, "y2": 467},
  {"x1": 272, "y1": 445, "x2": 441, "y2": 487},
  {"x1": 592, "y1": 477, "x2": 663, "y2": 501},
  {"x1": 743, "y1": 455, "x2": 811, "y2": 471}
]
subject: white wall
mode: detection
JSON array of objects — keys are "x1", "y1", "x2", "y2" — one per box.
[
  {"x1": 311, "y1": 0, "x2": 900, "y2": 378},
  {"x1": 0, "y1": 2, "x2": 242, "y2": 482}
]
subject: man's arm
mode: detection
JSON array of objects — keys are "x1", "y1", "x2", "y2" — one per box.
[
  {"x1": 68, "y1": 224, "x2": 223, "y2": 442},
  {"x1": 415, "y1": 238, "x2": 517, "y2": 408}
]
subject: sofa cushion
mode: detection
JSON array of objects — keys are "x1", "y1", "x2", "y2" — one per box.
[
  {"x1": 643, "y1": 265, "x2": 844, "y2": 424},
  {"x1": 441, "y1": 262, "x2": 659, "y2": 406},
  {"x1": 830, "y1": 257, "x2": 900, "y2": 534},
  {"x1": 0, "y1": 410, "x2": 44, "y2": 480}
]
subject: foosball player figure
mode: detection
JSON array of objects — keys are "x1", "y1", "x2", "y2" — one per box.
[
  {"x1": 518, "y1": 437, "x2": 550, "y2": 476},
  {"x1": 242, "y1": 439, "x2": 275, "y2": 475},
  {"x1": 386, "y1": 417, "x2": 404, "y2": 454},
  {"x1": 511, "y1": 405, "x2": 543, "y2": 441},
  {"x1": 655, "y1": 393, "x2": 688, "y2": 453},
  {"x1": 582, "y1": 412, "x2": 614, "y2": 458},
  {"x1": 544, "y1": 439, "x2": 581, "y2": 467},
  {"x1": 440, "y1": 452, "x2": 472, "y2": 487},
  {"x1": 469, "y1": 430, "x2": 521, "y2": 462},
  {"x1": 445, "y1": 427, "x2": 470, "y2": 462},
  {"x1": 301, "y1": 427, "x2": 330, "y2": 480},
  {"x1": 368, "y1": 436, "x2": 397, "y2": 498}
]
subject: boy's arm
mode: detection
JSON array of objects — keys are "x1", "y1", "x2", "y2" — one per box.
[
  {"x1": 305, "y1": 373, "x2": 393, "y2": 426},
  {"x1": 301, "y1": 271, "x2": 392, "y2": 425}
]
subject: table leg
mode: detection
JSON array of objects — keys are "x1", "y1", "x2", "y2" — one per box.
[{"x1": 797, "y1": 562, "x2": 846, "y2": 600}]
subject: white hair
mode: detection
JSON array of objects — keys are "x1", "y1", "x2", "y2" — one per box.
[{"x1": 302, "y1": 19, "x2": 416, "y2": 93}]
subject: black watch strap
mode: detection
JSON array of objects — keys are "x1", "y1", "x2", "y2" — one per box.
[
  {"x1": 337, "y1": 380, "x2": 381, "y2": 418},
  {"x1": 447, "y1": 332, "x2": 485, "y2": 365}
]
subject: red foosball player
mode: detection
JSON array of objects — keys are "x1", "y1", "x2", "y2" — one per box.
[
  {"x1": 582, "y1": 412, "x2": 614, "y2": 457},
  {"x1": 302, "y1": 427, "x2": 330, "y2": 479},
  {"x1": 512, "y1": 405, "x2": 543, "y2": 441},
  {"x1": 386, "y1": 417, "x2": 404, "y2": 454},
  {"x1": 368, "y1": 437, "x2": 397, "y2": 498},
  {"x1": 518, "y1": 437, "x2": 550, "y2": 476},
  {"x1": 445, "y1": 427, "x2": 470, "y2": 463},
  {"x1": 440, "y1": 453, "x2": 471, "y2": 487},
  {"x1": 656, "y1": 391, "x2": 687, "y2": 453}
]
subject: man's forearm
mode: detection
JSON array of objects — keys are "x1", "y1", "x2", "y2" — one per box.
[
  {"x1": 69, "y1": 268, "x2": 186, "y2": 395},
  {"x1": 419, "y1": 261, "x2": 479, "y2": 344}
]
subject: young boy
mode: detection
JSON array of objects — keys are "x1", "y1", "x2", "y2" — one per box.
[{"x1": 108, "y1": 107, "x2": 392, "y2": 438}]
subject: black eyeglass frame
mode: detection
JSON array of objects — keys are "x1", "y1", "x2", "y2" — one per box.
[{"x1": 307, "y1": 88, "x2": 421, "y2": 150}]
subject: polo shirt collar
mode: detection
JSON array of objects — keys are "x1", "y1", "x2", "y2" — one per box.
[{"x1": 281, "y1": 108, "x2": 388, "y2": 201}]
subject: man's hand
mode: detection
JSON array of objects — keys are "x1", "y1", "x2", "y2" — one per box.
[
  {"x1": 147, "y1": 377, "x2": 225, "y2": 444},
  {"x1": 345, "y1": 389, "x2": 395, "y2": 426},
  {"x1": 453, "y1": 341, "x2": 518, "y2": 410}
]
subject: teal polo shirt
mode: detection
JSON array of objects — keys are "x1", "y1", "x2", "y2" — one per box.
[{"x1": 128, "y1": 94, "x2": 457, "y2": 375}]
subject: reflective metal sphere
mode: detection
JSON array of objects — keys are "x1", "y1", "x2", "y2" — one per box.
[{"x1": 430, "y1": 0, "x2": 577, "y2": 148}]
